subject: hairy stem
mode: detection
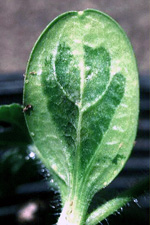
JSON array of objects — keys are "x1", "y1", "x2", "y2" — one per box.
[{"x1": 86, "y1": 177, "x2": 149, "y2": 225}]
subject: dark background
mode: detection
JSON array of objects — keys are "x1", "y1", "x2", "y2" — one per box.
[{"x1": 0, "y1": 1, "x2": 149, "y2": 225}]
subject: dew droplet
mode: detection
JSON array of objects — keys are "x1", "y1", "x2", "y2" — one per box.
[
  {"x1": 50, "y1": 204, "x2": 56, "y2": 209},
  {"x1": 105, "y1": 218, "x2": 109, "y2": 225},
  {"x1": 41, "y1": 168, "x2": 45, "y2": 173},
  {"x1": 50, "y1": 179, "x2": 54, "y2": 183},
  {"x1": 133, "y1": 198, "x2": 138, "y2": 203},
  {"x1": 117, "y1": 211, "x2": 121, "y2": 215},
  {"x1": 98, "y1": 222, "x2": 103, "y2": 225},
  {"x1": 29, "y1": 151, "x2": 36, "y2": 159},
  {"x1": 31, "y1": 132, "x2": 35, "y2": 137},
  {"x1": 53, "y1": 212, "x2": 60, "y2": 216},
  {"x1": 133, "y1": 198, "x2": 141, "y2": 208}
]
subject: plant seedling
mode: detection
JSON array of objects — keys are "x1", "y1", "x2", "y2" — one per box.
[
  {"x1": 1, "y1": 9, "x2": 148, "y2": 225},
  {"x1": 23, "y1": 9, "x2": 139, "y2": 225}
]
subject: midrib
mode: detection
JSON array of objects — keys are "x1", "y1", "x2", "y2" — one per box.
[{"x1": 72, "y1": 44, "x2": 85, "y2": 197}]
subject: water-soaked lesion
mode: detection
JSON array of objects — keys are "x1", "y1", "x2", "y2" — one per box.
[
  {"x1": 112, "y1": 154, "x2": 125, "y2": 165},
  {"x1": 41, "y1": 46, "x2": 79, "y2": 150},
  {"x1": 80, "y1": 73, "x2": 126, "y2": 170},
  {"x1": 83, "y1": 45, "x2": 111, "y2": 105},
  {"x1": 55, "y1": 43, "x2": 81, "y2": 103},
  {"x1": 41, "y1": 42, "x2": 126, "y2": 171}
]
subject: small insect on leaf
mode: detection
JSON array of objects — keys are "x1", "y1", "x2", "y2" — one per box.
[{"x1": 23, "y1": 104, "x2": 32, "y2": 112}]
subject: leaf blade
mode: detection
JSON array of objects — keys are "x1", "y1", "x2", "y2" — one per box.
[
  {"x1": 24, "y1": 9, "x2": 139, "y2": 204},
  {"x1": 0, "y1": 104, "x2": 31, "y2": 146}
]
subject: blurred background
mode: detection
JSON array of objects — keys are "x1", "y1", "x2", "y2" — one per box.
[
  {"x1": 0, "y1": 0, "x2": 149, "y2": 75},
  {"x1": 0, "y1": 0, "x2": 149, "y2": 225}
]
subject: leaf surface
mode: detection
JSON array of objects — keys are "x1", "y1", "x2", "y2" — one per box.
[
  {"x1": 24, "y1": 9, "x2": 139, "y2": 202},
  {"x1": 0, "y1": 104, "x2": 31, "y2": 146}
]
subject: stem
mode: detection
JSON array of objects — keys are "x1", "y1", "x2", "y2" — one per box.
[
  {"x1": 86, "y1": 177, "x2": 149, "y2": 225},
  {"x1": 57, "y1": 196, "x2": 88, "y2": 225}
]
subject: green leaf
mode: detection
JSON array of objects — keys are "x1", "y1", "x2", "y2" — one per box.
[
  {"x1": 24, "y1": 9, "x2": 139, "y2": 223},
  {"x1": 0, "y1": 104, "x2": 31, "y2": 146}
]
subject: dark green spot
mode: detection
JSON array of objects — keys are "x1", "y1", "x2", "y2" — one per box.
[
  {"x1": 81, "y1": 73, "x2": 126, "y2": 169},
  {"x1": 83, "y1": 45, "x2": 110, "y2": 105},
  {"x1": 55, "y1": 43, "x2": 80, "y2": 102},
  {"x1": 41, "y1": 42, "x2": 126, "y2": 170},
  {"x1": 112, "y1": 154, "x2": 125, "y2": 165},
  {"x1": 41, "y1": 46, "x2": 78, "y2": 150}
]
